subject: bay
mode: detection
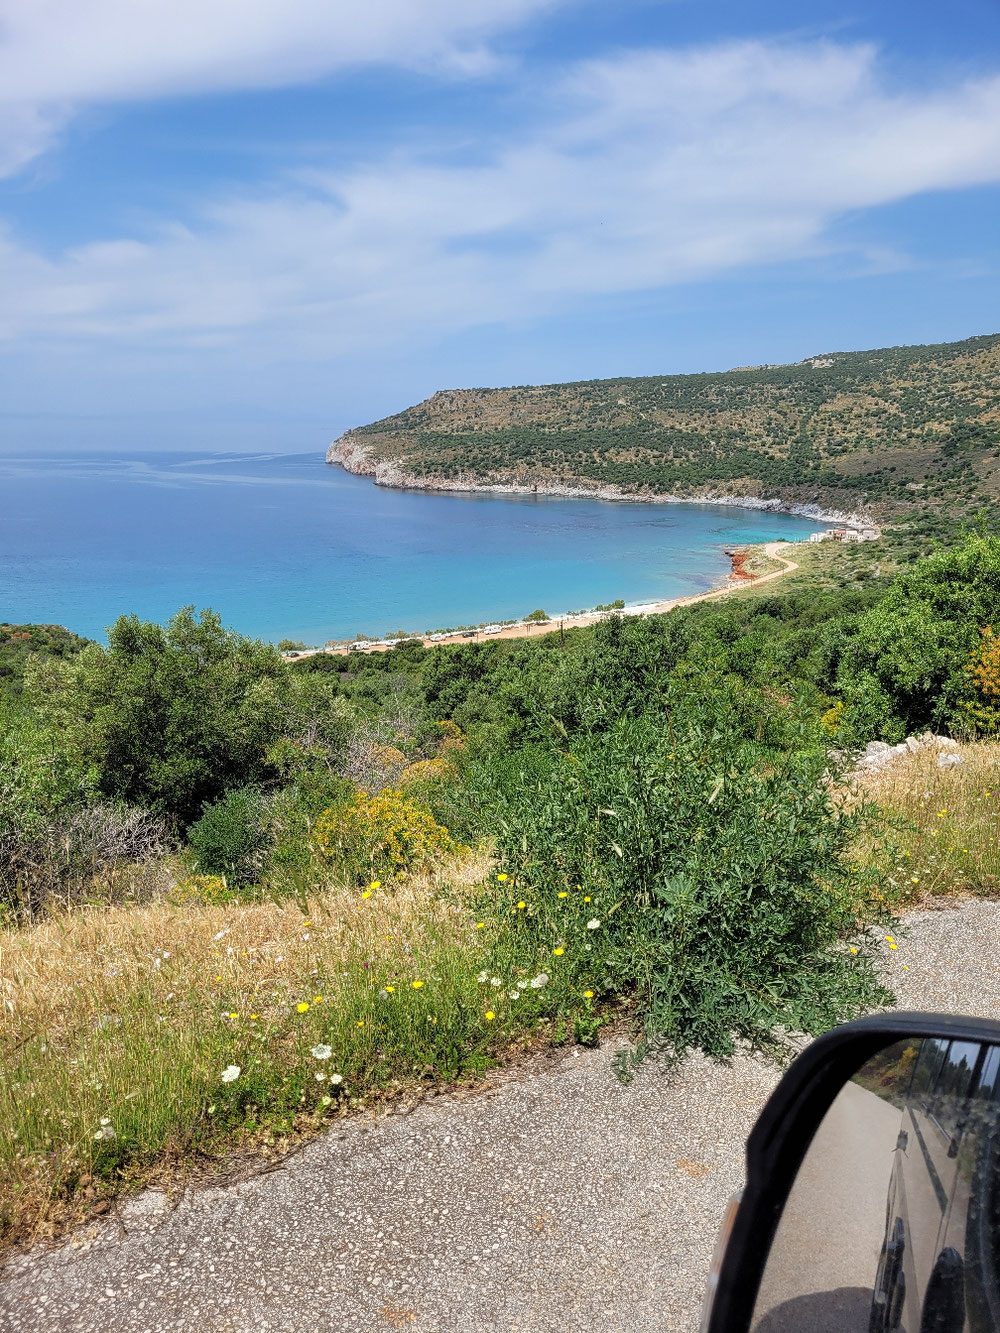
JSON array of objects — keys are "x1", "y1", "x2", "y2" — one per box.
[{"x1": 0, "y1": 451, "x2": 823, "y2": 643}]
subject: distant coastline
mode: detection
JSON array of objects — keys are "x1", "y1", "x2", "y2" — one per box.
[{"x1": 326, "y1": 434, "x2": 876, "y2": 532}]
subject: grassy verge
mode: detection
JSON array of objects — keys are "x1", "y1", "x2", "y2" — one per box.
[
  {"x1": 2, "y1": 852, "x2": 599, "y2": 1250},
  {"x1": 855, "y1": 741, "x2": 1000, "y2": 902},
  {"x1": 724, "y1": 527, "x2": 931, "y2": 602},
  {"x1": 1, "y1": 713, "x2": 917, "y2": 1252},
  {"x1": 738, "y1": 546, "x2": 788, "y2": 579}
]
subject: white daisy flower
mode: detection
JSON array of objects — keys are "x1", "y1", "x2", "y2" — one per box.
[
  {"x1": 311, "y1": 1044, "x2": 332, "y2": 1060},
  {"x1": 221, "y1": 1065, "x2": 241, "y2": 1083},
  {"x1": 586, "y1": 919, "x2": 600, "y2": 930}
]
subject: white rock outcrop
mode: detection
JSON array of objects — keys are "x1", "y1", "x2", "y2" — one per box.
[{"x1": 853, "y1": 732, "x2": 962, "y2": 773}]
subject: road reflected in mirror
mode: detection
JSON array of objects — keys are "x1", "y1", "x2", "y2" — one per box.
[{"x1": 750, "y1": 1036, "x2": 1000, "y2": 1332}]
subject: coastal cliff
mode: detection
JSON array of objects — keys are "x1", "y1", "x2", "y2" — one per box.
[
  {"x1": 326, "y1": 432, "x2": 875, "y2": 528},
  {"x1": 327, "y1": 332, "x2": 1000, "y2": 522}
]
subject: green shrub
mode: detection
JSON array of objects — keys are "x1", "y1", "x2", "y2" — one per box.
[
  {"x1": 455, "y1": 672, "x2": 895, "y2": 1070},
  {"x1": 0, "y1": 700, "x2": 99, "y2": 918},
  {"x1": 837, "y1": 533, "x2": 1000, "y2": 739},
  {"x1": 24, "y1": 608, "x2": 307, "y2": 827},
  {"x1": 264, "y1": 761, "x2": 355, "y2": 889},
  {"x1": 188, "y1": 787, "x2": 272, "y2": 887}
]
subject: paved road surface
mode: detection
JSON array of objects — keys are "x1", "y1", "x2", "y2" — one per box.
[
  {"x1": 751, "y1": 1080, "x2": 903, "y2": 1332},
  {"x1": 2, "y1": 900, "x2": 997, "y2": 1333}
]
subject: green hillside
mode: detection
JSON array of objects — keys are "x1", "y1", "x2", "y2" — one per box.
[
  {"x1": 328, "y1": 333, "x2": 1000, "y2": 517},
  {"x1": 0, "y1": 623, "x2": 92, "y2": 697}
]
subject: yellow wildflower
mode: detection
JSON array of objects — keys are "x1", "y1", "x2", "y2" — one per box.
[
  {"x1": 517, "y1": 901, "x2": 526, "y2": 910},
  {"x1": 297, "y1": 1002, "x2": 309, "y2": 1013},
  {"x1": 485, "y1": 1011, "x2": 495, "y2": 1021},
  {"x1": 412, "y1": 980, "x2": 424, "y2": 989},
  {"x1": 583, "y1": 990, "x2": 594, "y2": 999},
  {"x1": 497, "y1": 873, "x2": 508, "y2": 882},
  {"x1": 557, "y1": 892, "x2": 568, "y2": 899},
  {"x1": 553, "y1": 947, "x2": 564, "y2": 956}
]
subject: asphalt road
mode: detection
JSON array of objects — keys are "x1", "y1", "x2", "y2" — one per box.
[
  {"x1": 750, "y1": 1080, "x2": 903, "y2": 1332},
  {"x1": 2, "y1": 899, "x2": 998, "y2": 1333}
]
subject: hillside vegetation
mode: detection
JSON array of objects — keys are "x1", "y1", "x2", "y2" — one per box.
[
  {"x1": 329, "y1": 333, "x2": 1000, "y2": 516},
  {"x1": 5, "y1": 534, "x2": 1000, "y2": 1243},
  {"x1": 0, "y1": 624, "x2": 92, "y2": 697}
]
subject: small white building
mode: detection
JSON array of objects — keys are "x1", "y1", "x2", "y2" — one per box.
[{"x1": 809, "y1": 524, "x2": 879, "y2": 544}]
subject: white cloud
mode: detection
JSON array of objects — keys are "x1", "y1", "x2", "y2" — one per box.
[
  {"x1": 0, "y1": 0, "x2": 558, "y2": 173},
  {"x1": 2, "y1": 40, "x2": 1000, "y2": 360}
]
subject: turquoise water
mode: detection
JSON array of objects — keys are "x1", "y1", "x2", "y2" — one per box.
[{"x1": 0, "y1": 451, "x2": 823, "y2": 643}]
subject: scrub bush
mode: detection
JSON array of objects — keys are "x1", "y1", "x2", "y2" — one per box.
[
  {"x1": 455, "y1": 671, "x2": 896, "y2": 1070},
  {"x1": 188, "y1": 787, "x2": 272, "y2": 887},
  {"x1": 959, "y1": 626, "x2": 1000, "y2": 736},
  {"x1": 313, "y1": 789, "x2": 460, "y2": 884},
  {"x1": 24, "y1": 608, "x2": 303, "y2": 826}
]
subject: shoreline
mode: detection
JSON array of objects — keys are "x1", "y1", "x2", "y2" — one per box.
[
  {"x1": 288, "y1": 541, "x2": 802, "y2": 659},
  {"x1": 326, "y1": 435, "x2": 877, "y2": 531}
]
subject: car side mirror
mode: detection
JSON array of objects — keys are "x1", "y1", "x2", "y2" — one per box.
[{"x1": 701, "y1": 1012, "x2": 1000, "y2": 1333}]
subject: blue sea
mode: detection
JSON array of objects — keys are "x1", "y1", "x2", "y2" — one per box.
[{"x1": 0, "y1": 451, "x2": 823, "y2": 644}]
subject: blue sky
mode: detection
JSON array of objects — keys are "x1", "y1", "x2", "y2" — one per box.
[{"x1": 1, "y1": 0, "x2": 999, "y2": 453}]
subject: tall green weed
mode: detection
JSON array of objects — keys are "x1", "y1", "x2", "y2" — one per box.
[{"x1": 452, "y1": 671, "x2": 896, "y2": 1070}]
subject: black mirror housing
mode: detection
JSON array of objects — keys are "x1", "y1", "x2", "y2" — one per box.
[{"x1": 703, "y1": 1011, "x2": 1000, "y2": 1333}]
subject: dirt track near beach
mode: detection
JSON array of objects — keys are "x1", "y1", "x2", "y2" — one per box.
[{"x1": 2, "y1": 897, "x2": 995, "y2": 1333}]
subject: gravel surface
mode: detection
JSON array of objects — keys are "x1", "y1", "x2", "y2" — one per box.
[{"x1": 2, "y1": 899, "x2": 998, "y2": 1333}]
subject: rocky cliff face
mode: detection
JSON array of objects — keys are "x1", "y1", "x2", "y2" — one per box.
[{"x1": 326, "y1": 430, "x2": 876, "y2": 528}]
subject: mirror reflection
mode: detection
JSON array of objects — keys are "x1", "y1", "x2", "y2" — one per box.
[{"x1": 751, "y1": 1036, "x2": 1000, "y2": 1332}]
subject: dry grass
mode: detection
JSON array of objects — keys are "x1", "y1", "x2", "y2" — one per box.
[
  {"x1": 855, "y1": 741, "x2": 1000, "y2": 902},
  {"x1": 0, "y1": 852, "x2": 502, "y2": 1250}
]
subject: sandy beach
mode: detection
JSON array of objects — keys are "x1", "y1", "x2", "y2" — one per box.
[{"x1": 290, "y1": 540, "x2": 800, "y2": 660}]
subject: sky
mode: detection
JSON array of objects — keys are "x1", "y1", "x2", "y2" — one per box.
[{"x1": 1, "y1": 0, "x2": 999, "y2": 454}]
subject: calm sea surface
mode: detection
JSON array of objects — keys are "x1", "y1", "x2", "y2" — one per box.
[{"x1": 0, "y1": 452, "x2": 824, "y2": 643}]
